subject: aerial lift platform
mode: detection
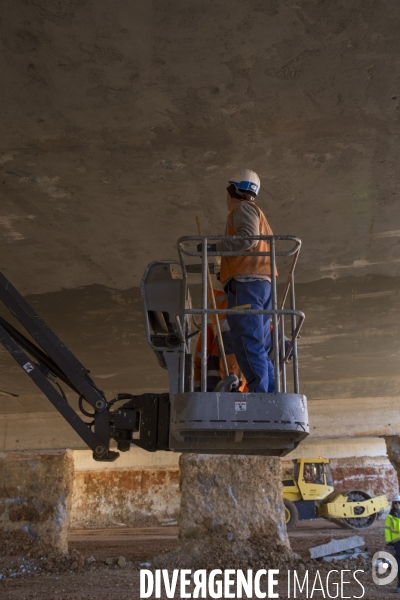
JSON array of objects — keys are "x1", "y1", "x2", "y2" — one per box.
[{"x1": 0, "y1": 234, "x2": 308, "y2": 461}]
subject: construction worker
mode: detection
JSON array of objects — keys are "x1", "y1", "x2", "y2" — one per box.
[
  {"x1": 304, "y1": 466, "x2": 313, "y2": 483},
  {"x1": 385, "y1": 493, "x2": 400, "y2": 593},
  {"x1": 194, "y1": 280, "x2": 247, "y2": 391},
  {"x1": 206, "y1": 169, "x2": 276, "y2": 394}
]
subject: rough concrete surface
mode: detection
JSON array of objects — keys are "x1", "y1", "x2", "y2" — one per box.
[
  {"x1": 178, "y1": 454, "x2": 287, "y2": 544},
  {"x1": 0, "y1": 450, "x2": 73, "y2": 553},
  {"x1": 384, "y1": 436, "x2": 400, "y2": 490},
  {"x1": 1, "y1": 0, "x2": 400, "y2": 293},
  {"x1": 150, "y1": 454, "x2": 291, "y2": 570}
]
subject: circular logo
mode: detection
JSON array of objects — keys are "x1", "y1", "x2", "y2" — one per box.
[{"x1": 372, "y1": 551, "x2": 398, "y2": 586}]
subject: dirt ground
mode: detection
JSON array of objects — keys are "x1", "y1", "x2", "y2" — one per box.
[{"x1": 0, "y1": 520, "x2": 397, "y2": 599}]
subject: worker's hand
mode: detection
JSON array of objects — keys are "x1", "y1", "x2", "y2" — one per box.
[{"x1": 196, "y1": 243, "x2": 217, "y2": 253}]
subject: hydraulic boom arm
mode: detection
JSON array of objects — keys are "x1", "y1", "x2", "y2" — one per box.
[{"x1": 0, "y1": 272, "x2": 169, "y2": 462}]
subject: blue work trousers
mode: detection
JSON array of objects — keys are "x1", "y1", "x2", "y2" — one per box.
[{"x1": 226, "y1": 278, "x2": 275, "y2": 393}]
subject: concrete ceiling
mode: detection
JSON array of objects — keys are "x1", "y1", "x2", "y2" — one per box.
[{"x1": 1, "y1": 0, "x2": 400, "y2": 413}]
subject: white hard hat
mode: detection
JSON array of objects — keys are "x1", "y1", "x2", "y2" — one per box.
[
  {"x1": 228, "y1": 169, "x2": 260, "y2": 198},
  {"x1": 393, "y1": 493, "x2": 400, "y2": 502}
]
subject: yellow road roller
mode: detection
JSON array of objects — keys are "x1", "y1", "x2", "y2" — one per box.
[{"x1": 283, "y1": 458, "x2": 388, "y2": 531}]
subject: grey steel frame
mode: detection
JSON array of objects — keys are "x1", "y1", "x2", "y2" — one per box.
[
  {"x1": 141, "y1": 259, "x2": 188, "y2": 357},
  {"x1": 175, "y1": 234, "x2": 304, "y2": 394},
  {"x1": 141, "y1": 259, "x2": 191, "y2": 396}
]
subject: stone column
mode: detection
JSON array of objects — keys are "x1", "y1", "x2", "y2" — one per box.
[
  {"x1": 0, "y1": 450, "x2": 73, "y2": 554},
  {"x1": 385, "y1": 436, "x2": 400, "y2": 492},
  {"x1": 155, "y1": 454, "x2": 290, "y2": 569}
]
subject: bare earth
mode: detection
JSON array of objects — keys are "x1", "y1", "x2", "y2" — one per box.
[{"x1": 0, "y1": 521, "x2": 396, "y2": 599}]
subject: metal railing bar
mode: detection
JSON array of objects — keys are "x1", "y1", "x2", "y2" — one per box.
[
  {"x1": 175, "y1": 318, "x2": 186, "y2": 354},
  {"x1": 281, "y1": 316, "x2": 303, "y2": 364},
  {"x1": 175, "y1": 310, "x2": 305, "y2": 357},
  {"x1": 201, "y1": 239, "x2": 208, "y2": 393},
  {"x1": 175, "y1": 248, "x2": 189, "y2": 394},
  {"x1": 177, "y1": 235, "x2": 301, "y2": 257},
  {"x1": 270, "y1": 237, "x2": 280, "y2": 393},
  {"x1": 175, "y1": 308, "x2": 305, "y2": 318},
  {"x1": 290, "y1": 271, "x2": 300, "y2": 393},
  {"x1": 281, "y1": 314, "x2": 287, "y2": 393},
  {"x1": 278, "y1": 250, "x2": 300, "y2": 311},
  {"x1": 178, "y1": 246, "x2": 190, "y2": 393}
]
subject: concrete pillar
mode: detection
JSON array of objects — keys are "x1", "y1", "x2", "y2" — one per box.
[
  {"x1": 179, "y1": 454, "x2": 287, "y2": 543},
  {"x1": 384, "y1": 436, "x2": 400, "y2": 495},
  {"x1": 154, "y1": 454, "x2": 288, "y2": 567},
  {"x1": 0, "y1": 450, "x2": 73, "y2": 554}
]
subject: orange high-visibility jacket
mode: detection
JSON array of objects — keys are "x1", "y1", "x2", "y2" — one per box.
[{"x1": 220, "y1": 202, "x2": 276, "y2": 283}]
